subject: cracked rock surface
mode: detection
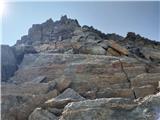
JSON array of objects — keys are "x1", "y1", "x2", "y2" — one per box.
[{"x1": 1, "y1": 16, "x2": 160, "y2": 120}]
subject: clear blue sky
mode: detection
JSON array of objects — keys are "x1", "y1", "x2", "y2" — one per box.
[{"x1": 2, "y1": 1, "x2": 160, "y2": 45}]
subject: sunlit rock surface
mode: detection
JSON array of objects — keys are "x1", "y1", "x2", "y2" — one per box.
[{"x1": 1, "y1": 16, "x2": 160, "y2": 120}]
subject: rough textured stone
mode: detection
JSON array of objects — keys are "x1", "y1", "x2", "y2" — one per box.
[
  {"x1": 107, "y1": 47, "x2": 121, "y2": 56},
  {"x1": 96, "y1": 88, "x2": 135, "y2": 99},
  {"x1": 108, "y1": 40, "x2": 129, "y2": 55},
  {"x1": 55, "y1": 88, "x2": 85, "y2": 100},
  {"x1": 79, "y1": 44, "x2": 106, "y2": 55},
  {"x1": 2, "y1": 81, "x2": 56, "y2": 96},
  {"x1": 60, "y1": 92, "x2": 160, "y2": 120},
  {"x1": 8, "y1": 89, "x2": 58, "y2": 120},
  {"x1": 131, "y1": 73, "x2": 160, "y2": 87},
  {"x1": 29, "y1": 108, "x2": 58, "y2": 120},
  {"x1": 12, "y1": 45, "x2": 37, "y2": 64},
  {"x1": 55, "y1": 76, "x2": 72, "y2": 92},
  {"x1": 133, "y1": 85, "x2": 156, "y2": 98},
  {"x1": 1, "y1": 82, "x2": 58, "y2": 120},
  {"x1": 2, "y1": 16, "x2": 160, "y2": 120},
  {"x1": 141, "y1": 48, "x2": 160, "y2": 62},
  {"x1": 24, "y1": 76, "x2": 47, "y2": 84},
  {"x1": 60, "y1": 98, "x2": 137, "y2": 120},
  {"x1": 43, "y1": 88, "x2": 85, "y2": 109},
  {"x1": 1, "y1": 45, "x2": 17, "y2": 82}
]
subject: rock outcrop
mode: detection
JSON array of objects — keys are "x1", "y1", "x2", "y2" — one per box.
[
  {"x1": 60, "y1": 92, "x2": 160, "y2": 120},
  {"x1": 1, "y1": 15, "x2": 160, "y2": 120},
  {"x1": 1, "y1": 45, "x2": 18, "y2": 82}
]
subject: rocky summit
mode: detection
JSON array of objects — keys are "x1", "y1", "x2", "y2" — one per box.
[{"x1": 1, "y1": 15, "x2": 160, "y2": 120}]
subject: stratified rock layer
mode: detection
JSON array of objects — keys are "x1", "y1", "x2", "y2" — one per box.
[
  {"x1": 1, "y1": 16, "x2": 160, "y2": 120},
  {"x1": 60, "y1": 92, "x2": 160, "y2": 120}
]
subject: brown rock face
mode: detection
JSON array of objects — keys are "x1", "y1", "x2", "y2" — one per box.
[
  {"x1": 1, "y1": 16, "x2": 160, "y2": 120},
  {"x1": 108, "y1": 40, "x2": 129, "y2": 55}
]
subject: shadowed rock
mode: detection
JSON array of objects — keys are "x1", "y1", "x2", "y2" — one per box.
[{"x1": 1, "y1": 45, "x2": 18, "y2": 82}]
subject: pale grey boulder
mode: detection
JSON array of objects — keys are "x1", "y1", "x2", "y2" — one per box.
[{"x1": 60, "y1": 92, "x2": 160, "y2": 120}]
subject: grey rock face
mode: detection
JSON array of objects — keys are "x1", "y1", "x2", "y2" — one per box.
[
  {"x1": 55, "y1": 88, "x2": 85, "y2": 100},
  {"x1": 1, "y1": 45, "x2": 18, "y2": 82},
  {"x1": 12, "y1": 45, "x2": 37, "y2": 64},
  {"x1": 16, "y1": 15, "x2": 81, "y2": 46},
  {"x1": 60, "y1": 92, "x2": 160, "y2": 120},
  {"x1": 1, "y1": 84, "x2": 58, "y2": 120},
  {"x1": 29, "y1": 88, "x2": 85, "y2": 120},
  {"x1": 43, "y1": 88, "x2": 85, "y2": 109},
  {"x1": 2, "y1": 16, "x2": 160, "y2": 120},
  {"x1": 9, "y1": 53, "x2": 160, "y2": 99},
  {"x1": 29, "y1": 108, "x2": 58, "y2": 120}
]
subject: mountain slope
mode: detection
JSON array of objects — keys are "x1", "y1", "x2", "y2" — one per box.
[{"x1": 1, "y1": 15, "x2": 160, "y2": 120}]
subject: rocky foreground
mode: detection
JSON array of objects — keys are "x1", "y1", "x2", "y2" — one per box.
[{"x1": 1, "y1": 15, "x2": 160, "y2": 120}]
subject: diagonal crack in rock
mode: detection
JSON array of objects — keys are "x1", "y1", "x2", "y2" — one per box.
[{"x1": 118, "y1": 59, "x2": 137, "y2": 99}]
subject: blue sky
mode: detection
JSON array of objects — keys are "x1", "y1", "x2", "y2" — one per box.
[{"x1": 1, "y1": 1, "x2": 160, "y2": 45}]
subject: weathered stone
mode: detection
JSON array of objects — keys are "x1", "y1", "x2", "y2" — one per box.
[
  {"x1": 9, "y1": 54, "x2": 68, "y2": 84},
  {"x1": 55, "y1": 76, "x2": 71, "y2": 92},
  {"x1": 47, "y1": 108, "x2": 63, "y2": 116},
  {"x1": 24, "y1": 76, "x2": 47, "y2": 84},
  {"x1": 1, "y1": 81, "x2": 58, "y2": 120},
  {"x1": 2, "y1": 82, "x2": 56, "y2": 96},
  {"x1": 29, "y1": 108, "x2": 58, "y2": 120},
  {"x1": 79, "y1": 45, "x2": 106, "y2": 55},
  {"x1": 55, "y1": 88, "x2": 85, "y2": 100},
  {"x1": 60, "y1": 98, "x2": 137, "y2": 120},
  {"x1": 1, "y1": 95, "x2": 20, "y2": 120},
  {"x1": 131, "y1": 73, "x2": 160, "y2": 87},
  {"x1": 96, "y1": 88, "x2": 135, "y2": 99},
  {"x1": 8, "y1": 89, "x2": 58, "y2": 120},
  {"x1": 141, "y1": 48, "x2": 160, "y2": 62},
  {"x1": 1, "y1": 45, "x2": 17, "y2": 82},
  {"x1": 135, "y1": 92, "x2": 160, "y2": 120},
  {"x1": 107, "y1": 47, "x2": 121, "y2": 56},
  {"x1": 60, "y1": 93, "x2": 160, "y2": 120},
  {"x1": 2, "y1": 16, "x2": 160, "y2": 120},
  {"x1": 133, "y1": 85, "x2": 156, "y2": 98},
  {"x1": 98, "y1": 40, "x2": 109, "y2": 49},
  {"x1": 28, "y1": 24, "x2": 42, "y2": 43},
  {"x1": 42, "y1": 88, "x2": 85, "y2": 109},
  {"x1": 44, "y1": 98, "x2": 79, "y2": 109},
  {"x1": 108, "y1": 40, "x2": 129, "y2": 55},
  {"x1": 83, "y1": 91, "x2": 96, "y2": 99}
]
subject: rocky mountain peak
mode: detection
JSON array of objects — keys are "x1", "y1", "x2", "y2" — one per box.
[
  {"x1": 41, "y1": 18, "x2": 54, "y2": 27},
  {"x1": 60, "y1": 15, "x2": 68, "y2": 21},
  {"x1": 16, "y1": 15, "x2": 81, "y2": 46},
  {"x1": 2, "y1": 16, "x2": 160, "y2": 120}
]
